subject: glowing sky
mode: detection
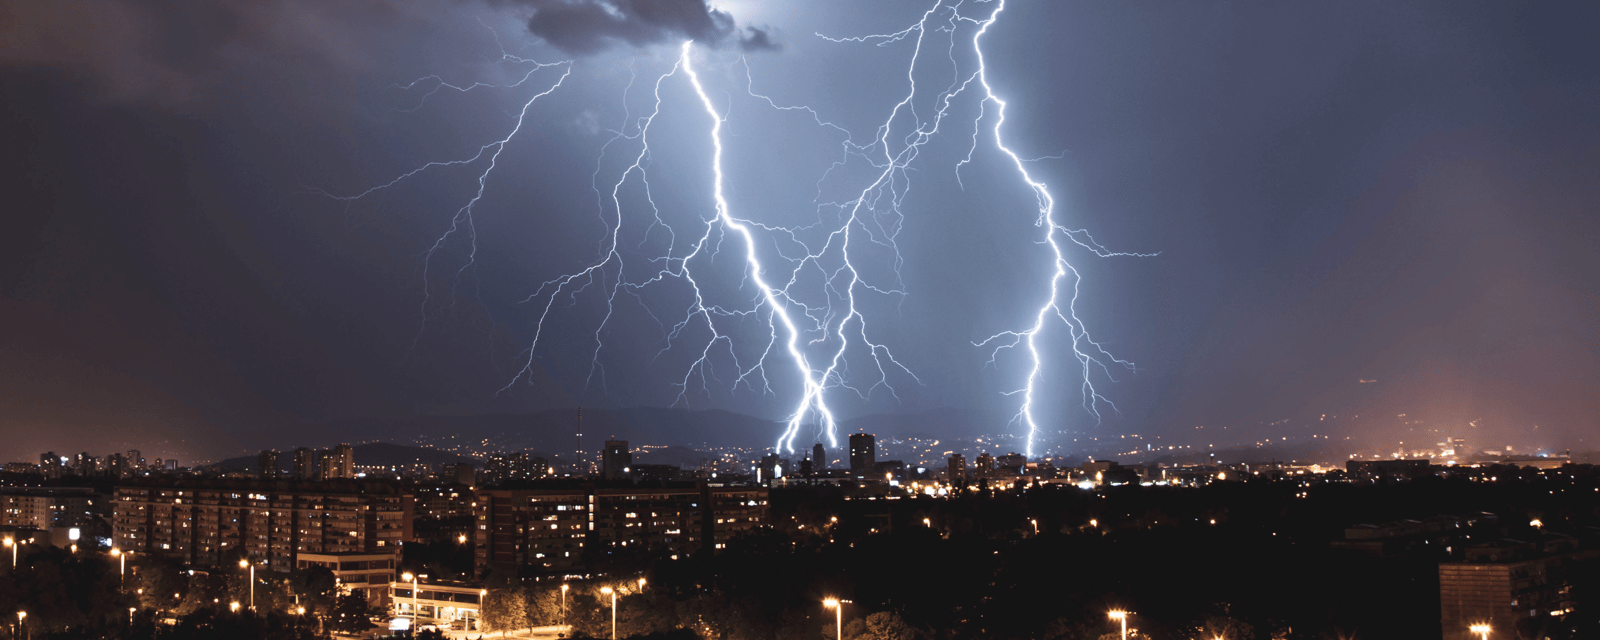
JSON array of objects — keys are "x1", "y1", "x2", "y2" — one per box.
[{"x1": 2, "y1": 0, "x2": 1597, "y2": 463}]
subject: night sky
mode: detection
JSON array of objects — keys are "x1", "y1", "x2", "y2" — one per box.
[{"x1": 3, "y1": 0, "x2": 1597, "y2": 464}]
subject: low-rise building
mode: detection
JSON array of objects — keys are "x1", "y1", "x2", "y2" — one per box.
[
  {"x1": 297, "y1": 551, "x2": 399, "y2": 606},
  {"x1": 391, "y1": 578, "x2": 484, "y2": 631}
]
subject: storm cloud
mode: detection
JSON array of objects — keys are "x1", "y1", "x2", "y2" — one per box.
[{"x1": 519, "y1": 0, "x2": 779, "y2": 55}]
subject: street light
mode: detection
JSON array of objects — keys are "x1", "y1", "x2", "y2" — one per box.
[
  {"x1": 1030, "y1": 519, "x2": 1038, "y2": 535},
  {"x1": 4, "y1": 538, "x2": 16, "y2": 568},
  {"x1": 239, "y1": 559, "x2": 256, "y2": 610},
  {"x1": 1470, "y1": 623, "x2": 1491, "y2": 640},
  {"x1": 129, "y1": 607, "x2": 136, "y2": 626},
  {"x1": 600, "y1": 586, "x2": 616, "y2": 640},
  {"x1": 823, "y1": 598, "x2": 842, "y2": 640},
  {"x1": 112, "y1": 548, "x2": 127, "y2": 583},
  {"x1": 402, "y1": 572, "x2": 419, "y2": 627},
  {"x1": 1108, "y1": 610, "x2": 1128, "y2": 640},
  {"x1": 560, "y1": 583, "x2": 569, "y2": 626},
  {"x1": 230, "y1": 601, "x2": 241, "y2": 613}
]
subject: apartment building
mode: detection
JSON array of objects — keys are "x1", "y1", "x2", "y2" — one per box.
[
  {"x1": 113, "y1": 478, "x2": 412, "y2": 571},
  {"x1": 473, "y1": 483, "x2": 767, "y2": 575}
]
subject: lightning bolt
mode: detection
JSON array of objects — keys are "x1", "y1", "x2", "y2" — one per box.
[
  {"x1": 959, "y1": 0, "x2": 1152, "y2": 457},
  {"x1": 308, "y1": 52, "x2": 573, "y2": 352},
  {"x1": 318, "y1": 1, "x2": 1148, "y2": 461}
]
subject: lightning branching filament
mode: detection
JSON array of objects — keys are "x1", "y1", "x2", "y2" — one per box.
[
  {"x1": 319, "y1": 0, "x2": 1147, "y2": 459},
  {"x1": 960, "y1": 0, "x2": 1150, "y2": 457}
]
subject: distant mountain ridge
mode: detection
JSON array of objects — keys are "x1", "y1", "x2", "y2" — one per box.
[
  {"x1": 235, "y1": 406, "x2": 986, "y2": 460},
  {"x1": 209, "y1": 442, "x2": 480, "y2": 473}
]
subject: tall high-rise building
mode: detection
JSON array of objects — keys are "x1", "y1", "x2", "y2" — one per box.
[
  {"x1": 509, "y1": 452, "x2": 531, "y2": 481},
  {"x1": 74, "y1": 452, "x2": 97, "y2": 477},
  {"x1": 947, "y1": 454, "x2": 967, "y2": 482},
  {"x1": 602, "y1": 440, "x2": 632, "y2": 480},
  {"x1": 258, "y1": 450, "x2": 280, "y2": 479},
  {"x1": 484, "y1": 454, "x2": 509, "y2": 485},
  {"x1": 575, "y1": 407, "x2": 585, "y2": 474},
  {"x1": 39, "y1": 452, "x2": 64, "y2": 479},
  {"x1": 331, "y1": 443, "x2": 355, "y2": 479},
  {"x1": 127, "y1": 450, "x2": 144, "y2": 471},
  {"x1": 812, "y1": 443, "x2": 827, "y2": 470},
  {"x1": 293, "y1": 447, "x2": 316, "y2": 480},
  {"x1": 974, "y1": 453, "x2": 995, "y2": 479},
  {"x1": 107, "y1": 453, "x2": 130, "y2": 479},
  {"x1": 848, "y1": 433, "x2": 876, "y2": 476},
  {"x1": 997, "y1": 452, "x2": 1027, "y2": 474},
  {"x1": 317, "y1": 444, "x2": 355, "y2": 480}
]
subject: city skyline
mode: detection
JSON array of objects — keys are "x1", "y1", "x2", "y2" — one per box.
[{"x1": 3, "y1": 0, "x2": 1598, "y2": 465}]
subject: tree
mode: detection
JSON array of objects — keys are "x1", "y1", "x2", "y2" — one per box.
[
  {"x1": 481, "y1": 586, "x2": 529, "y2": 633},
  {"x1": 846, "y1": 612, "x2": 916, "y2": 640},
  {"x1": 525, "y1": 584, "x2": 564, "y2": 628},
  {"x1": 329, "y1": 593, "x2": 372, "y2": 634}
]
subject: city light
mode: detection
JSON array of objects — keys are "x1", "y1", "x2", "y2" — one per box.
[
  {"x1": 238, "y1": 559, "x2": 255, "y2": 610},
  {"x1": 601, "y1": 586, "x2": 617, "y2": 640},
  {"x1": 1470, "y1": 623, "x2": 1491, "y2": 640},
  {"x1": 824, "y1": 598, "x2": 843, "y2": 640},
  {"x1": 1108, "y1": 610, "x2": 1128, "y2": 640}
]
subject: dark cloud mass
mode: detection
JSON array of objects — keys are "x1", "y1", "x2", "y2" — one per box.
[{"x1": 520, "y1": 0, "x2": 778, "y2": 54}]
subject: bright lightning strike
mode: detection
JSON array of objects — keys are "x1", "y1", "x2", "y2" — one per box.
[
  {"x1": 320, "y1": 1, "x2": 1149, "y2": 461},
  {"x1": 960, "y1": 0, "x2": 1152, "y2": 457}
]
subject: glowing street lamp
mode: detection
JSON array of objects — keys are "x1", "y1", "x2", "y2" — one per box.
[
  {"x1": 823, "y1": 598, "x2": 842, "y2": 640},
  {"x1": 600, "y1": 586, "x2": 617, "y2": 640},
  {"x1": 560, "y1": 583, "x2": 569, "y2": 625},
  {"x1": 128, "y1": 607, "x2": 136, "y2": 625},
  {"x1": 111, "y1": 548, "x2": 127, "y2": 583},
  {"x1": 238, "y1": 559, "x2": 256, "y2": 610},
  {"x1": 4, "y1": 538, "x2": 16, "y2": 568},
  {"x1": 1470, "y1": 623, "x2": 1491, "y2": 640},
  {"x1": 17, "y1": 610, "x2": 26, "y2": 640},
  {"x1": 1108, "y1": 610, "x2": 1128, "y2": 640},
  {"x1": 402, "y1": 572, "x2": 419, "y2": 626},
  {"x1": 1030, "y1": 519, "x2": 1038, "y2": 535},
  {"x1": 230, "y1": 601, "x2": 241, "y2": 613}
]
